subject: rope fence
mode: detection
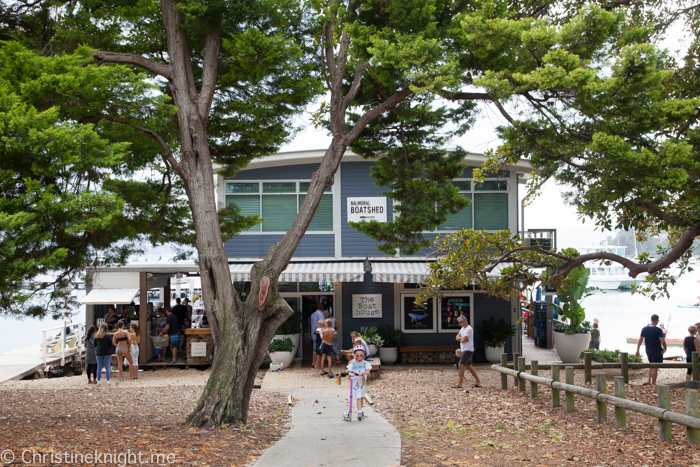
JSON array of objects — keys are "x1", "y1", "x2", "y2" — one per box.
[{"x1": 494, "y1": 352, "x2": 700, "y2": 445}]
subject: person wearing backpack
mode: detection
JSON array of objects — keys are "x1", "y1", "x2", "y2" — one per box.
[{"x1": 94, "y1": 324, "x2": 114, "y2": 385}]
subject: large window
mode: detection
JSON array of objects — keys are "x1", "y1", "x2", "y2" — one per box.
[
  {"x1": 226, "y1": 181, "x2": 333, "y2": 233},
  {"x1": 437, "y1": 180, "x2": 508, "y2": 232}
]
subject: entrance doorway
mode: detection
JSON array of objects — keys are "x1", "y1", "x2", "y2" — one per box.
[{"x1": 295, "y1": 294, "x2": 335, "y2": 367}]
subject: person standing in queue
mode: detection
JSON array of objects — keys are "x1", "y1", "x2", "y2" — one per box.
[
  {"x1": 160, "y1": 306, "x2": 181, "y2": 364},
  {"x1": 635, "y1": 314, "x2": 667, "y2": 385},
  {"x1": 310, "y1": 302, "x2": 325, "y2": 369}
]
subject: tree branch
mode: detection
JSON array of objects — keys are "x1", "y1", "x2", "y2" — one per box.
[
  {"x1": 449, "y1": 91, "x2": 494, "y2": 101},
  {"x1": 343, "y1": 87, "x2": 413, "y2": 144},
  {"x1": 198, "y1": 25, "x2": 221, "y2": 124},
  {"x1": 90, "y1": 115, "x2": 185, "y2": 179},
  {"x1": 92, "y1": 51, "x2": 172, "y2": 79},
  {"x1": 342, "y1": 62, "x2": 368, "y2": 113},
  {"x1": 632, "y1": 201, "x2": 690, "y2": 227}
]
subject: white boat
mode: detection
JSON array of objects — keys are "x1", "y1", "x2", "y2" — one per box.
[
  {"x1": 588, "y1": 265, "x2": 647, "y2": 290},
  {"x1": 626, "y1": 336, "x2": 684, "y2": 347}
]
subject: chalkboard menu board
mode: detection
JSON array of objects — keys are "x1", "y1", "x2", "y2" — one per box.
[
  {"x1": 440, "y1": 296, "x2": 471, "y2": 331},
  {"x1": 403, "y1": 296, "x2": 433, "y2": 331}
]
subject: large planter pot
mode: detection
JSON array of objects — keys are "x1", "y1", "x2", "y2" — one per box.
[
  {"x1": 274, "y1": 333, "x2": 300, "y2": 358},
  {"x1": 268, "y1": 351, "x2": 295, "y2": 369},
  {"x1": 378, "y1": 347, "x2": 398, "y2": 364},
  {"x1": 485, "y1": 345, "x2": 505, "y2": 364},
  {"x1": 367, "y1": 344, "x2": 378, "y2": 357},
  {"x1": 553, "y1": 331, "x2": 591, "y2": 363}
]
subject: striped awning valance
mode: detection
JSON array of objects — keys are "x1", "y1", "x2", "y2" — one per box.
[
  {"x1": 370, "y1": 262, "x2": 432, "y2": 283},
  {"x1": 230, "y1": 262, "x2": 365, "y2": 283}
]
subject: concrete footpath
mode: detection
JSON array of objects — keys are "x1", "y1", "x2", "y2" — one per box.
[{"x1": 253, "y1": 387, "x2": 401, "y2": 467}]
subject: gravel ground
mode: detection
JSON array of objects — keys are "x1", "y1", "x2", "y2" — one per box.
[
  {"x1": 0, "y1": 371, "x2": 287, "y2": 467},
  {"x1": 371, "y1": 365, "x2": 700, "y2": 466}
]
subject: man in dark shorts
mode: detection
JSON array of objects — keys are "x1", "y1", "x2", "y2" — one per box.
[
  {"x1": 453, "y1": 315, "x2": 481, "y2": 388},
  {"x1": 635, "y1": 314, "x2": 667, "y2": 385},
  {"x1": 160, "y1": 307, "x2": 181, "y2": 364}
]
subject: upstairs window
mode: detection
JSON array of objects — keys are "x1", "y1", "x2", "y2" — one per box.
[
  {"x1": 437, "y1": 180, "x2": 508, "y2": 232},
  {"x1": 226, "y1": 181, "x2": 333, "y2": 233}
]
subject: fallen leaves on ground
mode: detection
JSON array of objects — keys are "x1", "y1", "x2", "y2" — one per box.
[
  {"x1": 0, "y1": 383, "x2": 290, "y2": 466},
  {"x1": 371, "y1": 366, "x2": 700, "y2": 466}
]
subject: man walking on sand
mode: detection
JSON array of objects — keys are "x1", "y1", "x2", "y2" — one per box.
[
  {"x1": 453, "y1": 315, "x2": 481, "y2": 388},
  {"x1": 635, "y1": 313, "x2": 667, "y2": 385}
]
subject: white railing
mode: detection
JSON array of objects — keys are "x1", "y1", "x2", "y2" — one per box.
[{"x1": 42, "y1": 320, "x2": 86, "y2": 365}]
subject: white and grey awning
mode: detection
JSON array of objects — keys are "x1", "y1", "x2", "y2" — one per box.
[
  {"x1": 230, "y1": 262, "x2": 365, "y2": 283},
  {"x1": 370, "y1": 262, "x2": 433, "y2": 283},
  {"x1": 82, "y1": 288, "x2": 139, "y2": 305}
]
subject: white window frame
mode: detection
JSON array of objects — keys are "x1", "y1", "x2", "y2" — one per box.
[
  {"x1": 430, "y1": 178, "x2": 509, "y2": 233},
  {"x1": 225, "y1": 180, "x2": 334, "y2": 235},
  {"x1": 437, "y1": 291, "x2": 474, "y2": 333}
]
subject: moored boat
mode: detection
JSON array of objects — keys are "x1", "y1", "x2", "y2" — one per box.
[{"x1": 626, "y1": 337, "x2": 684, "y2": 347}]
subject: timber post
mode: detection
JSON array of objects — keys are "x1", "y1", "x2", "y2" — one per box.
[
  {"x1": 530, "y1": 360, "x2": 538, "y2": 398},
  {"x1": 565, "y1": 366, "x2": 575, "y2": 412},
  {"x1": 614, "y1": 376, "x2": 626, "y2": 429},
  {"x1": 686, "y1": 389, "x2": 700, "y2": 445},
  {"x1": 693, "y1": 352, "x2": 699, "y2": 382},
  {"x1": 620, "y1": 352, "x2": 629, "y2": 384},
  {"x1": 551, "y1": 363, "x2": 560, "y2": 408},
  {"x1": 500, "y1": 353, "x2": 508, "y2": 390},
  {"x1": 596, "y1": 373, "x2": 607, "y2": 424},
  {"x1": 518, "y1": 357, "x2": 526, "y2": 393},
  {"x1": 584, "y1": 352, "x2": 592, "y2": 385},
  {"x1": 513, "y1": 352, "x2": 520, "y2": 388},
  {"x1": 658, "y1": 385, "x2": 672, "y2": 441}
]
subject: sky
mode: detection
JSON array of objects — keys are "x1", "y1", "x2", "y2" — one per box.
[{"x1": 279, "y1": 27, "x2": 690, "y2": 251}]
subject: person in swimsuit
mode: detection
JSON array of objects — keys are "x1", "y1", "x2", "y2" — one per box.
[
  {"x1": 128, "y1": 323, "x2": 139, "y2": 377},
  {"x1": 112, "y1": 320, "x2": 136, "y2": 380}
]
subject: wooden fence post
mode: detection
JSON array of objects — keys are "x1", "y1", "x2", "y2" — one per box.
[
  {"x1": 565, "y1": 366, "x2": 575, "y2": 412},
  {"x1": 614, "y1": 376, "x2": 626, "y2": 429},
  {"x1": 621, "y1": 352, "x2": 629, "y2": 384},
  {"x1": 500, "y1": 353, "x2": 508, "y2": 390},
  {"x1": 693, "y1": 352, "x2": 699, "y2": 382},
  {"x1": 584, "y1": 352, "x2": 592, "y2": 385},
  {"x1": 596, "y1": 373, "x2": 607, "y2": 424},
  {"x1": 686, "y1": 389, "x2": 700, "y2": 445},
  {"x1": 658, "y1": 385, "x2": 672, "y2": 441},
  {"x1": 530, "y1": 360, "x2": 538, "y2": 398},
  {"x1": 551, "y1": 364, "x2": 560, "y2": 408},
  {"x1": 513, "y1": 352, "x2": 520, "y2": 388},
  {"x1": 518, "y1": 357, "x2": 527, "y2": 393}
]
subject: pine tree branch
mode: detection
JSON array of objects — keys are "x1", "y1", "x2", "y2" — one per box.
[
  {"x1": 342, "y1": 62, "x2": 368, "y2": 113},
  {"x1": 343, "y1": 87, "x2": 413, "y2": 144},
  {"x1": 198, "y1": 25, "x2": 221, "y2": 124},
  {"x1": 92, "y1": 51, "x2": 172, "y2": 79}
]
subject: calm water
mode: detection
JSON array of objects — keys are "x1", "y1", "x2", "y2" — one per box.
[
  {"x1": 1, "y1": 271, "x2": 699, "y2": 356},
  {"x1": 584, "y1": 269, "x2": 700, "y2": 359}
]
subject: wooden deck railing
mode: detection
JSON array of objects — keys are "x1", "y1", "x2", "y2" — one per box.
[{"x1": 493, "y1": 352, "x2": 700, "y2": 444}]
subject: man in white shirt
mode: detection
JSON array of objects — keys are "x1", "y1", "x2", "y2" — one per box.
[
  {"x1": 453, "y1": 315, "x2": 481, "y2": 388},
  {"x1": 310, "y1": 303, "x2": 326, "y2": 369}
]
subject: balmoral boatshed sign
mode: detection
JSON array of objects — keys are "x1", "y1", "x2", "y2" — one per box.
[{"x1": 347, "y1": 197, "x2": 387, "y2": 223}]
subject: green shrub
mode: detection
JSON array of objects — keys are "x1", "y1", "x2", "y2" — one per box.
[
  {"x1": 377, "y1": 325, "x2": 407, "y2": 348},
  {"x1": 480, "y1": 317, "x2": 516, "y2": 348},
  {"x1": 579, "y1": 349, "x2": 642, "y2": 363},
  {"x1": 268, "y1": 337, "x2": 294, "y2": 353},
  {"x1": 275, "y1": 308, "x2": 302, "y2": 335},
  {"x1": 554, "y1": 320, "x2": 591, "y2": 335}
]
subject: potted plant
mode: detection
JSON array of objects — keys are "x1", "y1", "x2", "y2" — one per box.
[
  {"x1": 377, "y1": 325, "x2": 406, "y2": 364},
  {"x1": 358, "y1": 326, "x2": 379, "y2": 357},
  {"x1": 479, "y1": 317, "x2": 516, "y2": 363},
  {"x1": 550, "y1": 266, "x2": 593, "y2": 363},
  {"x1": 268, "y1": 337, "x2": 295, "y2": 369},
  {"x1": 274, "y1": 307, "x2": 302, "y2": 358}
]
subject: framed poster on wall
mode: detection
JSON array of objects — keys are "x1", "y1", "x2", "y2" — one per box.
[
  {"x1": 438, "y1": 293, "x2": 473, "y2": 332},
  {"x1": 401, "y1": 296, "x2": 434, "y2": 332}
]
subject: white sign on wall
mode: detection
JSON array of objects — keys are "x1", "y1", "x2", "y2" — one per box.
[
  {"x1": 352, "y1": 294, "x2": 383, "y2": 318},
  {"x1": 191, "y1": 342, "x2": 207, "y2": 357},
  {"x1": 347, "y1": 197, "x2": 387, "y2": 223}
]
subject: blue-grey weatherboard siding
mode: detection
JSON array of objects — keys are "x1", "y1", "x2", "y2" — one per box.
[
  {"x1": 341, "y1": 273, "x2": 395, "y2": 346},
  {"x1": 400, "y1": 294, "x2": 512, "y2": 363},
  {"x1": 223, "y1": 163, "x2": 334, "y2": 257},
  {"x1": 340, "y1": 161, "x2": 393, "y2": 257},
  {"x1": 224, "y1": 234, "x2": 335, "y2": 258}
]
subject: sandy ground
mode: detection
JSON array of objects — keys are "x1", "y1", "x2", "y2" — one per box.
[{"x1": 1, "y1": 367, "x2": 266, "y2": 390}]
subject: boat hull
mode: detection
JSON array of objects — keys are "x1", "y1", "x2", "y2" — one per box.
[{"x1": 626, "y1": 337, "x2": 684, "y2": 347}]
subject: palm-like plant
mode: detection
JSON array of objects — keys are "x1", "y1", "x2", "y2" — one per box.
[{"x1": 480, "y1": 317, "x2": 516, "y2": 348}]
